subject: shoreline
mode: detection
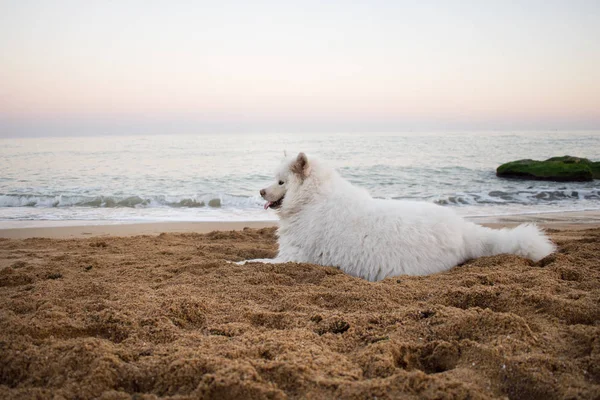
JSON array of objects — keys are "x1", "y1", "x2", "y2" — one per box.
[
  {"x1": 0, "y1": 220, "x2": 277, "y2": 239},
  {"x1": 1, "y1": 210, "x2": 600, "y2": 239}
]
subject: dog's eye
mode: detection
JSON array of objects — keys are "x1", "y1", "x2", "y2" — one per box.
[{"x1": 278, "y1": 180, "x2": 284, "y2": 185}]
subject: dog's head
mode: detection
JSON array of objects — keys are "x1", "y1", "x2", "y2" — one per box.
[{"x1": 260, "y1": 152, "x2": 311, "y2": 212}]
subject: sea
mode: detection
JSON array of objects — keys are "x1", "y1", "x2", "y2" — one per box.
[{"x1": 1, "y1": 131, "x2": 599, "y2": 227}]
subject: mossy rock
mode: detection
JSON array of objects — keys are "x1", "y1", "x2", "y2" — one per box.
[
  {"x1": 497, "y1": 156, "x2": 599, "y2": 182},
  {"x1": 545, "y1": 156, "x2": 600, "y2": 178}
]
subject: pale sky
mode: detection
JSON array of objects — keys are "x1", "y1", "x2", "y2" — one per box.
[{"x1": 1, "y1": 0, "x2": 599, "y2": 136}]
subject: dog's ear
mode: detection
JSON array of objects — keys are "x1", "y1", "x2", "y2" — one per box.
[{"x1": 292, "y1": 152, "x2": 311, "y2": 178}]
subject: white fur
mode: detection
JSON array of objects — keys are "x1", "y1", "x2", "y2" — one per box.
[{"x1": 247, "y1": 153, "x2": 556, "y2": 282}]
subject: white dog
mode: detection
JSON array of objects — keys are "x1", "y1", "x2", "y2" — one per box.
[{"x1": 245, "y1": 152, "x2": 555, "y2": 282}]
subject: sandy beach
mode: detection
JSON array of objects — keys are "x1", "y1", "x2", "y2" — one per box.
[{"x1": 0, "y1": 214, "x2": 599, "y2": 399}]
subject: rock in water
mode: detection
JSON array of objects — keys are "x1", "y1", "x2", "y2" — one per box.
[
  {"x1": 208, "y1": 198, "x2": 221, "y2": 207},
  {"x1": 497, "y1": 156, "x2": 600, "y2": 182}
]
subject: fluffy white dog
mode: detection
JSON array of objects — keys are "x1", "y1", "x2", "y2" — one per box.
[{"x1": 246, "y1": 152, "x2": 555, "y2": 282}]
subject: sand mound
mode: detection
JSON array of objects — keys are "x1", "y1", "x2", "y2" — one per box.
[{"x1": 0, "y1": 227, "x2": 599, "y2": 399}]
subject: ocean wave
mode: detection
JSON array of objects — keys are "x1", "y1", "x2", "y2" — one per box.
[
  {"x1": 432, "y1": 189, "x2": 600, "y2": 206},
  {"x1": 1, "y1": 188, "x2": 598, "y2": 210},
  {"x1": 0, "y1": 194, "x2": 265, "y2": 209}
]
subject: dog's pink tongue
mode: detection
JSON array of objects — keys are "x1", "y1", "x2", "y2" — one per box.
[{"x1": 264, "y1": 201, "x2": 272, "y2": 210}]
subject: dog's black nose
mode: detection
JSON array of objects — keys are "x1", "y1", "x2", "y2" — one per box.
[{"x1": 260, "y1": 189, "x2": 266, "y2": 196}]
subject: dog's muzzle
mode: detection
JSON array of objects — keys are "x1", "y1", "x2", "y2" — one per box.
[
  {"x1": 261, "y1": 189, "x2": 284, "y2": 210},
  {"x1": 263, "y1": 195, "x2": 284, "y2": 210}
]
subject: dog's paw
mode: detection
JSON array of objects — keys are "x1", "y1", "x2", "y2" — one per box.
[
  {"x1": 229, "y1": 258, "x2": 278, "y2": 265},
  {"x1": 225, "y1": 260, "x2": 247, "y2": 265}
]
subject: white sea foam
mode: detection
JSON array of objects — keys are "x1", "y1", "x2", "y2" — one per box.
[{"x1": 0, "y1": 193, "x2": 266, "y2": 209}]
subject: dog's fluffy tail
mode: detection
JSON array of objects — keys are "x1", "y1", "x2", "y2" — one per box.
[{"x1": 469, "y1": 223, "x2": 555, "y2": 262}]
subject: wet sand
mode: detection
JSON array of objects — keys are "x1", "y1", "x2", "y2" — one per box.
[
  {"x1": 0, "y1": 223, "x2": 599, "y2": 398},
  {"x1": 1, "y1": 209, "x2": 600, "y2": 239},
  {"x1": 0, "y1": 221, "x2": 277, "y2": 239}
]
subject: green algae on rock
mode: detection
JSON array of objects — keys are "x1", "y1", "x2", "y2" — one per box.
[{"x1": 497, "y1": 156, "x2": 600, "y2": 182}]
